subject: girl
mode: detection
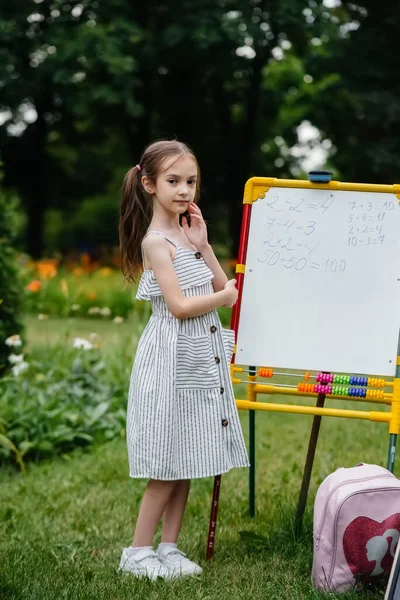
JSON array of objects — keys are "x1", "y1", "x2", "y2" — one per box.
[{"x1": 118, "y1": 140, "x2": 249, "y2": 580}]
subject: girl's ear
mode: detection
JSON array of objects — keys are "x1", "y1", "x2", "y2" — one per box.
[{"x1": 141, "y1": 175, "x2": 154, "y2": 195}]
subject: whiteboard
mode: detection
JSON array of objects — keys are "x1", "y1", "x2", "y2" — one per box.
[{"x1": 236, "y1": 187, "x2": 400, "y2": 376}]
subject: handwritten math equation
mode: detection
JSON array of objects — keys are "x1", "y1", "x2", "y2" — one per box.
[
  {"x1": 256, "y1": 192, "x2": 345, "y2": 274},
  {"x1": 256, "y1": 193, "x2": 394, "y2": 273},
  {"x1": 347, "y1": 198, "x2": 393, "y2": 247}
]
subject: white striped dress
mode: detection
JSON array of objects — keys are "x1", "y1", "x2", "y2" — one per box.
[{"x1": 126, "y1": 231, "x2": 250, "y2": 480}]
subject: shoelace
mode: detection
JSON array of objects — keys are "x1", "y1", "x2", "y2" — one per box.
[
  {"x1": 128, "y1": 551, "x2": 161, "y2": 567},
  {"x1": 138, "y1": 554, "x2": 161, "y2": 565},
  {"x1": 163, "y1": 549, "x2": 189, "y2": 565}
]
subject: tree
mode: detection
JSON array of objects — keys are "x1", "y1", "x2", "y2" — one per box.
[
  {"x1": 298, "y1": 1, "x2": 400, "y2": 184},
  {"x1": 0, "y1": 0, "x2": 348, "y2": 256}
]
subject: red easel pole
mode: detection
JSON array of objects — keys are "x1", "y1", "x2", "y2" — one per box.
[{"x1": 206, "y1": 195, "x2": 253, "y2": 560}]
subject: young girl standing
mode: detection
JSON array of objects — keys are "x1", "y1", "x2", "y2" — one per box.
[{"x1": 118, "y1": 140, "x2": 249, "y2": 580}]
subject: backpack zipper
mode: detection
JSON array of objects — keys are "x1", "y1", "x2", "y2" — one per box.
[
  {"x1": 328, "y1": 486, "x2": 400, "y2": 585},
  {"x1": 315, "y1": 474, "x2": 394, "y2": 549}
]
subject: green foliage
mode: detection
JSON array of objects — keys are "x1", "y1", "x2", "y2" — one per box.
[
  {"x1": 0, "y1": 343, "x2": 130, "y2": 466},
  {"x1": 302, "y1": 1, "x2": 400, "y2": 184},
  {"x1": 0, "y1": 191, "x2": 24, "y2": 374},
  {"x1": 45, "y1": 194, "x2": 119, "y2": 252}
]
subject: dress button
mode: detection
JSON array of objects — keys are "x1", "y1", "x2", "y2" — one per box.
[
  {"x1": 215, "y1": 356, "x2": 220, "y2": 364},
  {"x1": 222, "y1": 419, "x2": 229, "y2": 427},
  {"x1": 195, "y1": 251, "x2": 202, "y2": 259},
  {"x1": 220, "y1": 386, "x2": 224, "y2": 394},
  {"x1": 210, "y1": 325, "x2": 217, "y2": 333}
]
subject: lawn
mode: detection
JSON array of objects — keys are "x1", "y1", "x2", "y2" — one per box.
[{"x1": 0, "y1": 317, "x2": 395, "y2": 599}]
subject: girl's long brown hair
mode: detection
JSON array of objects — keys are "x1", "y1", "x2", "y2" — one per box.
[{"x1": 119, "y1": 140, "x2": 201, "y2": 283}]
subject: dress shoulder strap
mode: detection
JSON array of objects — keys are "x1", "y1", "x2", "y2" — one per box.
[
  {"x1": 142, "y1": 230, "x2": 179, "y2": 248},
  {"x1": 141, "y1": 230, "x2": 179, "y2": 268}
]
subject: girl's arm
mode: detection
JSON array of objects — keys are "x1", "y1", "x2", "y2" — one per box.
[
  {"x1": 142, "y1": 235, "x2": 236, "y2": 319},
  {"x1": 182, "y1": 203, "x2": 228, "y2": 292}
]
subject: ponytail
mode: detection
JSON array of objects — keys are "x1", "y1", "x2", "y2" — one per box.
[{"x1": 119, "y1": 165, "x2": 152, "y2": 283}]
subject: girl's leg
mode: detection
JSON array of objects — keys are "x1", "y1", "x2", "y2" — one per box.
[
  {"x1": 132, "y1": 479, "x2": 178, "y2": 547},
  {"x1": 161, "y1": 479, "x2": 191, "y2": 543}
]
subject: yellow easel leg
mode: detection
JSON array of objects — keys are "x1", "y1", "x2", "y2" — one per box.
[{"x1": 387, "y1": 347, "x2": 400, "y2": 472}]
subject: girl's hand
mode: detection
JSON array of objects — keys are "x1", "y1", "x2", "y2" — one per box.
[
  {"x1": 222, "y1": 279, "x2": 238, "y2": 308},
  {"x1": 182, "y1": 203, "x2": 208, "y2": 251}
]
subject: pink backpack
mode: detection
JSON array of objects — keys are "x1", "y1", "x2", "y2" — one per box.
[{"x1": 312, "y1": 463, "x2": 400, "y2": 592}]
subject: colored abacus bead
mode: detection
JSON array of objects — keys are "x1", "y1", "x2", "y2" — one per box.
[
  {"x1": 298, "y1": 382, "x2": 315, "y2": 393},
  {"x1": 259, "y1": 367, "x2": 273, "y2": 378}
]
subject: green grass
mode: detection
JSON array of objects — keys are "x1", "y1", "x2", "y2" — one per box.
[
  {"x1": 0, "y1": 317, "x2": 394, "y2": 599},
  {"x1": 1, "y1": 400, "x2": 394, "y2": 599},
  {"x1": 23, "y1": 314, "x2": 143, "y2": 356}
]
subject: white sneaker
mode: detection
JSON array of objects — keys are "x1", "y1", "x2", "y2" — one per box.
[
  {"x1": 118, "y1": 547, "x2": 174, "y2": 580},
  {"x1": 157, "y1": 546, "x2": 203, "y2": 577}
]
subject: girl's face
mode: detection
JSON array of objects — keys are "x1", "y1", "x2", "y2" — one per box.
[{"x1": 146, "y1": 154, "x2": 198, "y2": 216}]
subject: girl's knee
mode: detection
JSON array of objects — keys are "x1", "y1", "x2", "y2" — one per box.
[{"x1": 148, "y1": 479, "x2": 179, "y2": 491}]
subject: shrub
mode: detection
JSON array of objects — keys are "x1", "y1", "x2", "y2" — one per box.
[
  {"x1": 0, "y1": 192, "x2": 24, "y2": 374},
  {"x1": 0, "y1": 341, "x2": 131, "y2": 468}
]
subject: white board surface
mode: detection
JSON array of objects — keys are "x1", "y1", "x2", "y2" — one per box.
[{"x1": 236, "y1": 187, "x2": 400, "y2": 376}]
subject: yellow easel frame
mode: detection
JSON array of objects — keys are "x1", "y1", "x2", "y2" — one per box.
[{"x1": 233, "y1": 176, "x2": 400, "y2": 520}]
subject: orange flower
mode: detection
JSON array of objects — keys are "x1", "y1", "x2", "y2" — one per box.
[
  {"x1": 72, "y1": 267, "x2": 84, "y2": 277},
  {"x1": 37, "y1": 260, "x2": 58, "y2": 279},
  {"x1": 26, "y1": 280, "x2": 42, "y2": 293},
  {"x1": 87, "y1": 292, "x2": 97, "y2": 300}
]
